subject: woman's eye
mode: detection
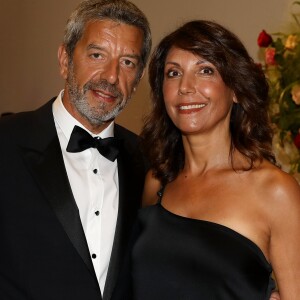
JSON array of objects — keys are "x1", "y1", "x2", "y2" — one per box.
[
  {"x1": 200, "y1": 67, "x2": 214, "y2": 75},
  {"x1": 166, "y1": 70, "x2": 180, "y2": 78}
]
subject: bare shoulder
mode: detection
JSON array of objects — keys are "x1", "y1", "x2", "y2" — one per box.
[
  {"x1": 142, "y1": 170, "x2": 162, "y2": 207},
  {"x1": 255, "y1": 162, "x2": 300, "y2": 296},
  {"x1": 253, "y1": 160, "x2": 300, "y2": 218}
]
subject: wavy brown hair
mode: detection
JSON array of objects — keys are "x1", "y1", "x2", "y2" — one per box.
[{"x1": 141, "y1": 20, "x2": 276, "y2": 185}]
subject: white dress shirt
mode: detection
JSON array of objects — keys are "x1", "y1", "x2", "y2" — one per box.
[{"x1": 52, "y1": 91, "x2": 119, "y2": 293}]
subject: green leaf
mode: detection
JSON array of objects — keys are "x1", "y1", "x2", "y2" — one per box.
[{"x1": 278, "y1": 110, "x2": 300, "y2": 130}]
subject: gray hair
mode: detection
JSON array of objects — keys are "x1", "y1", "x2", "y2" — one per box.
[{"x1": 63, "y1": 0, "x2": 152, "y2": 73}]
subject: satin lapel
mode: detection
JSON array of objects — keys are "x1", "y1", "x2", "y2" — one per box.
[
  {"x1": 19, "y1": 101, "x2": 97, "y2": 282},
  {"x1": 103, "y1": 150, "x2": 131, "y2": 300},
  {"x1": 103, "y1": 126, "x2": 145, "y2": 300}
]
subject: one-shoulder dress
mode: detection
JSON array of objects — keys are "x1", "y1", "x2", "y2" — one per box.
[{"x1": 130, "y1": 196, "x2": 274, "y2": 299}]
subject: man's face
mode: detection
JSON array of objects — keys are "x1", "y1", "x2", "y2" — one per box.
[{"x1": 59, "y1": 20, "x2": 144, "y2": 132}]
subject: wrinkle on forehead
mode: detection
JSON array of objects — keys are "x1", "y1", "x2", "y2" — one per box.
[{"x1": 82, "y1": 20, "x2": 143, "y2": 56}]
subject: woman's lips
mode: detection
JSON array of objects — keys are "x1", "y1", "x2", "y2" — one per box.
[{"x1": 177, "y1": 103, "x2": 206, "y2": 113}]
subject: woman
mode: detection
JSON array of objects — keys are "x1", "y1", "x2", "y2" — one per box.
[{"x1": 131, "y1": 20, "x2": 300, "y2": 299}]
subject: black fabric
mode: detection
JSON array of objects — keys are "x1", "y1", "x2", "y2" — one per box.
[
  {"x1": 67, "y1": 125, "x2": 120, "y2": 162},
  {"x1": 131, "y1": 203, "x2": 273, "y2": 300},
  {"x1": 0, "y1": 99, "x2": 147, "y2": 300}
]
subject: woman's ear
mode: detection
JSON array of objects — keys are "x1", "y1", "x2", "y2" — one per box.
[
  {"x1": 232, "y1": 92, "x2": 238, "y2": 103},
  {"x1": 58, "y1": 45, "x2": 69, "y2": 80}
]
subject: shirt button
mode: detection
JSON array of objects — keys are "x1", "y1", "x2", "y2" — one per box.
[
  {"x1": 93, "y1": 169, "x2": 98, "y2": 174},
  {"x1": 92, "y1": 254, "x2": 97, "y2": 259},
  {"x1": 95, "y1": 211, "x2": 100, "y2": 216}
]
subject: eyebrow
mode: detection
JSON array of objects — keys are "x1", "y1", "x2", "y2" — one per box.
[
  {"x1": 165, "y1": 61, "x2": 180, "y2": 67},
  {"x1": 123, "y1": 53, "x2": 141, "y2": 61},
  {"x1": 165, "y1": 59, "x2": 209, "y2": 67},
  {"x1": 86, "y1": 43, "x2": 141, "y2": 61},
  {"x1": 87, "y1": 44, "x2": 104, "y2": 51}
]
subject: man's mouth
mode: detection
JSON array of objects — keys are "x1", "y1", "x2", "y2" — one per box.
[{"x1": 93, "y1": 89, "x2": 117, "y2": 99}]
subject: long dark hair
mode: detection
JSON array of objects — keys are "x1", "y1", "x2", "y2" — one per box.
[{"x1": 141, "y1": 20, "x2": 275, "y2": 185}]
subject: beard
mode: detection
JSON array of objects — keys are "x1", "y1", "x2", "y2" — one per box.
[{"x1": 66, "y1": 63, "x2": 131, "y2": 127}]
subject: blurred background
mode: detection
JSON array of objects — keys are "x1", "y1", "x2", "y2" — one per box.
[{"x1": 0, "y1": 0, "x2": 295, "y2": 133}]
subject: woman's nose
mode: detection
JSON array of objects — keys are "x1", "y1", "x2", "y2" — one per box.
[{"x1": 178, "y1": 74, "x2": 196, "y2": 95}]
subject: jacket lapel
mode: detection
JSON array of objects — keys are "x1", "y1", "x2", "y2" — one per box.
[
  {"x1": 103, "y1": 126, "x2": 146, "y2": 300},
  {"x1": 103, "y1": 151, "x2": 132, "y2": 300},
  {"x1": 19, "y1": 100, "x2": 98, "y2": 284}
]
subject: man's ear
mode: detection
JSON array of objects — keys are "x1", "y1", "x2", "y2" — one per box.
[
  {"x1": 133, "y1": 68, "x2": 145, "y2": 92},
  {"x1": 139, "y1": 68, "x2": 145, "y2": 80},
  {"x1": 58, "y1": 45, "x2": 69, "y2": 80}
]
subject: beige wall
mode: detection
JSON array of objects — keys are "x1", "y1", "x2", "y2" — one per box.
[{"x1": 0, "y1": 0, "x2": 295, "y2": 133}]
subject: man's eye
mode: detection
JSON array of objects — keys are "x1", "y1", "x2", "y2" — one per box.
[
  {"x1": 90, "y1": 53, "x2": 103, "y2": 59},
  {"x1": 122, "y1": 59, "x2": 136, "y2": 68}
]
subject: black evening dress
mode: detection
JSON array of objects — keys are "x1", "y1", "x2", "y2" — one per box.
[{"x1": 131, "y1": 199, "x2": 274, "y2": 300}]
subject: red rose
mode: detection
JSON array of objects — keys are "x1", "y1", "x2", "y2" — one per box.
[
  {"x1": 265, "y1": 47, "x2": 276, "y2": 65},
  {"x1": 257, "y1": 30, "x2": 273, "y2": 47},
  {"x1": 294, "y1": 133, "x2": 300, "y2": 149}
]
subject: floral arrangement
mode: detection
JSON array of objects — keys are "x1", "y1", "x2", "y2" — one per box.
[{"x1": 257, "y1": 2, "x2": 300, "y2": 183}]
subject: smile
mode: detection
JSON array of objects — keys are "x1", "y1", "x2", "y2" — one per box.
[
  {"x1": 94, "y1": 90, "x2": 116, "y2": 99},
  {"x1": 178, "y1": 104, "x2": 206, "y2": 110}
]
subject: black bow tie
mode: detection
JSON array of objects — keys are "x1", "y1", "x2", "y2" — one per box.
[{"x1": 66, "y1": 125, "x2": 120, "y2": 162}]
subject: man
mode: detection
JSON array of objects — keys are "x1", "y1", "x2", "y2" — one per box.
[{"x1": 0, "y1": 1, "x2": 151, "y2": 299}]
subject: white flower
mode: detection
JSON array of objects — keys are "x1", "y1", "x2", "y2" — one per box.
[
  {"x1": 272, "y1": 131, "x2": 300, "y2": 173},
  {"x1": 285, "y1": 34, "x2": 297, "y2": 50}
]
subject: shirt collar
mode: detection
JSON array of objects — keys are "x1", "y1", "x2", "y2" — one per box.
[{"x1": 52, "y1": 90, "x2": 115, "y2": 142}]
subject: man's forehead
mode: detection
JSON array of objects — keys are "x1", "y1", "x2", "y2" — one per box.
[{"x1": 79, "y1": 19, "x2": 144, "y2": 54}]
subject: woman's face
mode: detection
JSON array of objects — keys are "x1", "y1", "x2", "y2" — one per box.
[{"x1": 163, "y1": 46, "x2": 235, "y2": 135}]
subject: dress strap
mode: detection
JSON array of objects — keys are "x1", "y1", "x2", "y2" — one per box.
[{"x1": 156, "y1": 186, "x2": 165, "y2": 204}]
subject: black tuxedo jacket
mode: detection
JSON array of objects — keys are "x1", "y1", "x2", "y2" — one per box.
[{"x1": 0, "y1": 99, "x2": 147, "y2": 300}]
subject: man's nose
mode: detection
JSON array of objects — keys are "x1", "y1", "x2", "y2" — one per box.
[{"x1": 101, "y1": 60, "x2": 119, "y2": 85}]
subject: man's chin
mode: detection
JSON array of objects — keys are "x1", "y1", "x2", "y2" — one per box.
[{"x1": 82, "y1": 113, "x2": 116, "y2": 127}]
